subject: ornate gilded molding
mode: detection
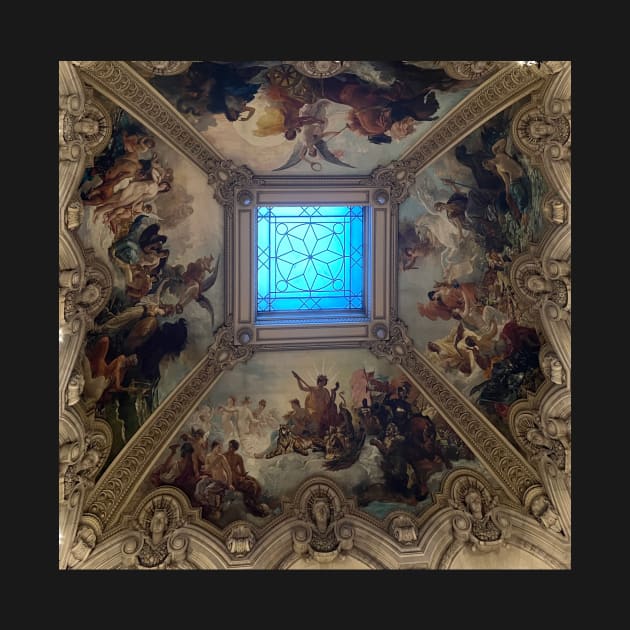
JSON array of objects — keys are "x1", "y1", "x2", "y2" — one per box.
[
  {"x1": 76, "y1": 61, "x2": 224, "y2": 173},
  {"x1": 398, "y1": 62, "x2": 548, "y2": 174},
  {"x1": 368, "y1": 319, "x2": 542, "y2": 503},
  {"x1": 83, "y1": 317, "x2": 256, "y2": 533}
]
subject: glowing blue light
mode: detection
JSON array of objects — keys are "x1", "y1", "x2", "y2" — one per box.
[{"x1": 257, "y1": 206, "x2": 365, "y2": 313}]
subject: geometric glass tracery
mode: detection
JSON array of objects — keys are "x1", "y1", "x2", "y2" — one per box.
[{"x1": 257, "y1": 205, "x2": 365, "y2": 313}]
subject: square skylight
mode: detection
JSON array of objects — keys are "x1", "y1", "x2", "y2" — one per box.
[
  {"x1": 230, "y1": 185, "x2": 393, "y2": 348},
  {"x1": 256, "y1": 205, "x2": 365, "y2": 314}
]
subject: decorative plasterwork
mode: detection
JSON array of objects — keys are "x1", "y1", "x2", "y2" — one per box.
[
  {"x1": 291, "y1": 479, "x2": 355, "y2": 563},
  {"x1": 130, "y1": 61, "x2": 193, "y2": 77},
  {"x1": 75, "y1": 61, "x2": 225, "y2": 172},
  {"x1": 82, "y1": 317, "x2": 255, "y2": 534},
  {"x1": 74, "y1": 472, "x2": 569, "y2": 569},
  {"x1": 367, "y1": 318, "x2": 542, "y2": 504},
  {"x1": 437, "y1": 470, "x2": 512, "y2": 567},
  {"x1": 398, "y1": 62, "x2": 553, "y2": 174},
  {"x1": 118, "y1": 489, "x2": 195, "y2": 569}
]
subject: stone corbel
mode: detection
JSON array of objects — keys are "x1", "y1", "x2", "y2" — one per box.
[
  {"x1": 225, "y1": 523, "x2": 257, "y2": 558},
  {"x1": 524, "y1": 488, "x2": 565, "y2": 536},
  {"x1": 66, "y1": 524, "x2": 98, "y2": 568},
  {"x1": 540, "y1": 347, "x2": 566, "y2": 386},
  {"x1": 388, "y1": 514, "x2": 419, "y2": 546}
]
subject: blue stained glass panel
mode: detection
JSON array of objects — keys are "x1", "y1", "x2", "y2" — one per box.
[{"x1": 257, "y1": 206, "x2": 365, "y2": 313}]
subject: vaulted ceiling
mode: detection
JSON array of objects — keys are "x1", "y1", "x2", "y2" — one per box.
[{"x1": 59, "y1": 60, "x2": 571, "y2": 570}]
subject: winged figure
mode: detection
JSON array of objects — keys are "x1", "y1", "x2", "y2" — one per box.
[
  {"x1": 273, "y1": 100, "x2": 355, "y2": 172},
  {"x1": 154, "y1": 254, "x2": 221, "y2": 328}
]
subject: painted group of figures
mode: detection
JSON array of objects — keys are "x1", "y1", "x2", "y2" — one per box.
[
  {"x1": 400, "y1": 116, "x2": 545, "y2": 432},
  {"x1": 79, "y1": 116, "x2": 220, "y2": 457},
  {"x1": 154, "y1": 61, "x2": 479, "y2": 171},
  {"x1": 150, "y1": 370, "x2": 474, "y2": 523}
]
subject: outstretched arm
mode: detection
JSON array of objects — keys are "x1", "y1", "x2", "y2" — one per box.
[{"x1": 292, "y1": 371, "x2": 310, "y2": 392}]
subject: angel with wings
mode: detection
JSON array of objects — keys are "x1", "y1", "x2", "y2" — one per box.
[{"x1": 273, "y1": 100, "x2": 355, "y2": 172}]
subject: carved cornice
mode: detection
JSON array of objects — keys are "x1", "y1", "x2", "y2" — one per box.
[
  {"x1": 368, "y1": 319, "x2": 541, "y2": 503},
  {"x1": 83, "y1": 317, "x2": 255, "y2": 533},
  {"x1": 76, "y1": 61, "x2": 224, "y2": 173},
  {"x1": 398, "y1": 62, "x2": 547, "y2": 174}
]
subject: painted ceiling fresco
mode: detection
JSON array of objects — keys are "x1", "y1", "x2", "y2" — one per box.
[
  {"x1": 68, "y1": 62, "x2": 559, "y2": 545},
  {"x1": 149, "y1": 61, "x2": 483, "y2": 176},
  {"x1": 76, "y1": 97, "x2": 224, "y2": 465},
  {"x1": 137, "y1": 349, "x2": 487, "y2": 528},
  {"x1": 397, "y1": 96, "x2": 548, "y2": 445}
]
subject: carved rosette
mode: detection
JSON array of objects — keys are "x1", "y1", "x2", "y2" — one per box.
[
  {"x1": 225, "y1": 523, "x2": 256, "y2": 557},
  {"x1": 120, "y1": 491, "x2": 191, "y2": 569},
  {"x1": 131, "y1": 61, "x2": 193, "y2": 76},
  {"x1": 291, "y1": 479, "x2": 355, "y2": 563},
  {"x1": 293, "y1": 60, "x2": 345, "y2": 78},
  {"x1": 369, "y1": 318, "x2": 541, "y2": 503},
  {"x1": 85, "y1": 317, "x2": 254, "y2": 531},
  {"x1": 442, "y1": 61, "x2": 501, "y2": 80},
  {"x1": 77, "y1": 61, "x2": 224, "y2": 173}
]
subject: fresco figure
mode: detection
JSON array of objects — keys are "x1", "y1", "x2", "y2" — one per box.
[{"x1": 292, "y1": 371, "x2": 340, "y2": 436}]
